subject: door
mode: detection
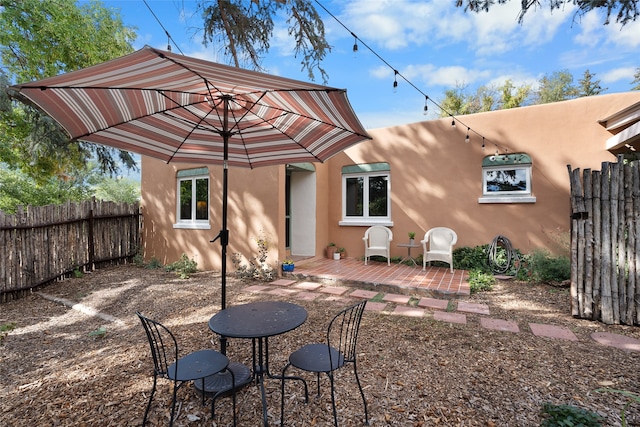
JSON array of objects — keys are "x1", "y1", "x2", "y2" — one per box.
[{"x1": 286, "y1": 164, "x2": 316, "y2": 257}]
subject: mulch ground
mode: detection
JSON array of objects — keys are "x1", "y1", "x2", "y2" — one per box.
[{"x1": 2, "y1": 264, "x2": 640, "y2": 426}]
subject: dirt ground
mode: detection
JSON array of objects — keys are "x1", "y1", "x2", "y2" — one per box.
[{"x1": 2, "y1": 264, "x2": 640, "y2": 426}]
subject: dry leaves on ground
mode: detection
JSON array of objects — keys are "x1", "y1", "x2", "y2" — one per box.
[{"x1": 1, "y1": 264, "x2": 640, "y2": 426}]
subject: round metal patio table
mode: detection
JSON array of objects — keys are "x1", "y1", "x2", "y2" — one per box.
[{"x1": 208, "y1": 301, "x2": 308, "y2": 426}]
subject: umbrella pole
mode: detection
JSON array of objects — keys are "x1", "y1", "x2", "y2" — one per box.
[{"x1": 220, "y1": 96, "x2": 231, "y2": 353}]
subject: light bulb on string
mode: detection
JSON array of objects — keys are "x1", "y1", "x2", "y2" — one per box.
[
  {"x1": 423, "y1": 96, "x2": 429, "y2": 115},
  {"x1": 481, "y1": 137, "x2": 485, "y2": 151},
  {"x1": 352, "y1": 35, "x2": 358, "y2": 55},
  {"x1": 465, "y1": 128, "x2": 470, "y2": 143},
  {"x1": 451, "y1": 116, "x2": 456, "y2": 128},
  {"x1": 393, "y1": 70, "x2": 398, "y2": 93}
]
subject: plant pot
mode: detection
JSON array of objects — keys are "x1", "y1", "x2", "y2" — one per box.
[
  {"x1": 333, "y1": 252, "x2": 340, "y2": 260},
  {"x1": 409, "y1": 238, "x2": 415, "y2": 245},
  {"x1": 282, "y1": 263, "x2": 294, "y2": 272},
  {"x1": 326, "y1": 246, "x2": 337, "y2": 259}
]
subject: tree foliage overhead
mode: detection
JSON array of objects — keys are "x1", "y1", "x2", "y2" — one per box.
[
  {"x1": 456, "y1": 0, "x2": 639, "y2": 26},
  {"x1": 0, "y1": 0, "x2": 137, "y2": 180},
  {"x1": 198, "y1": 0, "x2": 331, "y2": 83}
]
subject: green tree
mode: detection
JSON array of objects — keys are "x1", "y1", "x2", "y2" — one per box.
[
  {"x1": 93, "y1": 176, "x2": 140, "y2": 204},
  {"x1": 439, "y1": 80, "x2": 531, "y2": 116},
  {"x1": 198, "y1": 0, "x2": 330, "y2": 83},
  {"x1": 439, "y1": 85, "x2": 468, "y2": 116},
  {"x1": 0, "y1": 167, "x2": 92, "y2": 213},
  {"x1": 535, "y1": 70, "x2": 579, "y2": 104},
  {"x1": 578, "y1": 69, "x2": 606, "y2": 96},
  {"x1": 0, "y1": 0, "x2": 137, "y2": 180},
  {"x1": 632, "y1": 67, "x2": 640, "y2": 90},
  {"x1": 500, "y1": 79, "x2": 532, "y2": 109},
  {"x1": 456, "y1": 0, "x2": 639, "y2": 27}
]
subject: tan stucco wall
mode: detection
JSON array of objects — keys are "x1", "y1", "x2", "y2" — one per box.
[
  {"x1": 141, "y1": 157, "x2": 284, "y2": 271},
  {"x1": 140, "y1": 92, "x2": 640, "y2": 271},
  {"x1": 327, "y1": 92, "x2": 640, "y2": 260}
]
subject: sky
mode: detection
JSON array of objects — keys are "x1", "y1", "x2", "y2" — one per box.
[{"x1": 86, "y1": 0, "x2": 639, "y2": 130}]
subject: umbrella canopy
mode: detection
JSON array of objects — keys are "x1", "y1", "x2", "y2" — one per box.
[
  {"x1": 9, "y1": 46, "x2": 370, "y2": 319},
  {"x1": 9, "y1": 46, "x2": 370, "y2": 169}
]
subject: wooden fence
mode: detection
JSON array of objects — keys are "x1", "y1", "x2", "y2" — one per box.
[
  {"x1": 0, "y1": 199, "x2": 141, "y2": 303},
  {"x1": 568, "y1": 155, "x2": 640, "y2": 325}
]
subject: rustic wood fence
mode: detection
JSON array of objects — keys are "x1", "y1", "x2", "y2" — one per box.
[
  {"x1": 568, "y1": 155, "x2": 640, "y2": 325},
  {"x1": 1, "y1": 199, "x2": 141, "y2": 303}
]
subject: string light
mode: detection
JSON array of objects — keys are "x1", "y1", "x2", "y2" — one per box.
[
  {"x1": 423, "y1": 96, "x2": 429, "y2": 115},
  {"x1": 393, "y1": 70, "x2": 398, "y2": 93},
  {"x1": 314, "y1": 0, "x2": 515, "y2": 157}
]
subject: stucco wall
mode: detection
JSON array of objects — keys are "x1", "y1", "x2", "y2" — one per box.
[
  {"x1": 326, "y1": 92, "x2": 640, "y2": 260},
  {"x1": 140, "y1": 92, "x2": 640, "y2": 271},
  {"x1": 141, "y1": 157, "x2": 283, "y2": 271}
]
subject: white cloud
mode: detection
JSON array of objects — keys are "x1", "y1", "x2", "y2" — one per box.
[
  {"x1": 369, "y1": 65, "x2": 393, "y2": 79},
  {"x1": 338, "y1": 1, "x2": 576, "y2": 58},
  {"x1": 601, "y1": 67, "x2": 637, "y2": 84}
]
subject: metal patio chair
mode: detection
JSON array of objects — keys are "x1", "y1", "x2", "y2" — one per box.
[
  {"x1": 280, "y1": 300, "x2": 369, "y2": 426},
  {"x1": 136, "y1": 312, "x2": 236, "y2": 426}
]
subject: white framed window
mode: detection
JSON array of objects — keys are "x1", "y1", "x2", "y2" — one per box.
[
  {"x1": 479, "y1": 154, "x2": 536, "y2": 204},
  {"x1": 340, "y1": 163, "x2": 392, "y2": 226},
  {"x1": 173, "y1": 168, "x2": 211, "y2": 229}
]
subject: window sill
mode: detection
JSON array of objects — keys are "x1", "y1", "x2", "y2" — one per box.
[
  {"x1": 478, "y1": 196, "x2": 536, "y2": 204},
  {"x1": 173, "y1": 222, "x2": 211, "y2": 230},
  {"x1": 339, "y1": 219, "x2": 394, "y2": 227}
]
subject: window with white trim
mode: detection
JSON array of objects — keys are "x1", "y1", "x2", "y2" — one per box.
[
  {"x1": 340, "y1": 163, "x2": 392, "y2": 226},
  {"x1": 479, "y1": 153, "x2": 536, "y2": 204},
  {"x1": 174, "y1": 168, "x2": 211, "y2": 229}
]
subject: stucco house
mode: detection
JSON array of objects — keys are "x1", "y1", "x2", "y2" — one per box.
[{"x1": 140, "y1": 92, "x2": 640, "y2": 272}]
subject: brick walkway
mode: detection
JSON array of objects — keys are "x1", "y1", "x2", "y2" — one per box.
[{"x1": 242, "y1": 261, "x2": 640, "y2": 352}]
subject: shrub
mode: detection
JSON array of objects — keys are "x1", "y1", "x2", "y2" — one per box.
[
  {"x1": 231, "y1": 234, "x2": 276, "y2": 282},
  {"x1": 468, "y1": 269, "x2": 495, "y2": 293},
  {"x1": 528, "y1": 249, "x2": 571, "y2": 284},
  {"x1": 540, "y1": 403, "x2": 602, "y2": 427},
  {"x1": 453, "y1": 245, "x2": 491, "y2": 272},
  {"x1": 165, "y1": 253, "x2": 198, "y2": 279}
]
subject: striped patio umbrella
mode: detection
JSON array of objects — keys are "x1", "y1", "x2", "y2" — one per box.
[{"x1": 9, "y1": 45, "x2": 370, "y2": 316}]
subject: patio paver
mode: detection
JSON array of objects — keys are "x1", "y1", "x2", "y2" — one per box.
[
  {"x1": 480, "y1": 318, "x2": 519, "y2": 333},
  {"x1": 529, "y1": 323, "x2": 578, "y2": 341},
  {"x1": 417, "y1": 297, "x2": 449, "y2": 310},
  {"x1": 433, "y1": 311, "x2": 467, "y2": 324}
]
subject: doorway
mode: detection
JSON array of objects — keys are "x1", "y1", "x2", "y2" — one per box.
[{"x1": 286, "y1": 163, "x2": 316, "y2": 257}]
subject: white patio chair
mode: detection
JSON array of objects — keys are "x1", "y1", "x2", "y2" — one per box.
[
  {"x1": 421, "y1": 227, "x2": 457, "y2": 273},
  {"x1": 362, "y1": 226, "x2": 393, "y2": 266}
]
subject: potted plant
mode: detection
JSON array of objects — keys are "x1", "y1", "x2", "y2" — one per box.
[
  {"x1": 408, "y1": 232, "x2": 416, "y2": 244},
  {"x1": 282, "y1": 259, "x2": 295, "y2": 272},
  {"x1": 326, "y1": 242, "x2": 337, "y2": 259},
  {"x1": 338, "y1": 247, "x2": 346, "y2": 259}
]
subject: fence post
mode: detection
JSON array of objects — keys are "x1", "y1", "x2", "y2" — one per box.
[{"x1": 88, "y1": 206, "x2": 95, "y2": 271}]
